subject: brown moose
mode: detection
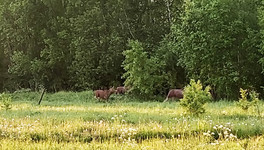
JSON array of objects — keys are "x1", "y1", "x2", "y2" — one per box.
[
  {"x1": 116, "y1": 86, "x2": 128, "y2": 94},
  {"x1": 163, "y1": 89, "x2": 184, "y2": 102},
  {"x1": 94, "y1": 87, "x2": 116, "y2": 101}
]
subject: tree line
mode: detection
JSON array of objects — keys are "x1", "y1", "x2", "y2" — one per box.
[{"x1": 0, "y1": 0, "x2": 264, "y2": 99}]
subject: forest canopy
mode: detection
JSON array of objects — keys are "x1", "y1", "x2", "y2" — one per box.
[{"x1": 0, "y1": 0, "x2": 264, "y2": 99}]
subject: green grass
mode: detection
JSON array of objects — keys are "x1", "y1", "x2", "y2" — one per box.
[{"x1": 0, "y1": 91, "x2": 264, "y2": 149}]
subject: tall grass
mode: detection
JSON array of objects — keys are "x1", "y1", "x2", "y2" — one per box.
[{"x1": 0, "y1": 91, "x2": 263, "y2": 149}]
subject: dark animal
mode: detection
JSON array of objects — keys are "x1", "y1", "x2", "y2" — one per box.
[
  {"x1": 94, "y1": 87, "x2": 116, "y2": 101},
  {"x1": 116, "y1": 86, "x2": 127, "y2": 94},
  {"x1": 163, "y1": 89, "x2": 184, "y2": 102}
]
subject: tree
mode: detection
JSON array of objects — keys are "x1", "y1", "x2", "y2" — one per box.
[
  {"x1": 155, "y1": 34, "x2": 186, "y2": 91},
  {"x1": 122, "y1": 40, "x2": 166, "y2": 98},
  {"x1": 172, "y1": 0, "x2": 262, "y2": 99},
  {"x1": 1, "y1": 0, "x2": 50, "y2": 90},
  {"x1": 0, "y1": 49, "x2": 8, "y2": 91},
  {"x1": 69, "y1": 0, "x2": 126, "y2": 90},
  {"x1": 259, "y1": 1, "x2": 264, "y2": 80}
]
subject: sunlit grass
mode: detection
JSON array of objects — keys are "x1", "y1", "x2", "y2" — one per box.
[
  {"x1": 0, "y1": 91, "x2": 264, "y2": 149},
  {"x1": 1, "y1": 136, "x2": 264, "y2": 150}
]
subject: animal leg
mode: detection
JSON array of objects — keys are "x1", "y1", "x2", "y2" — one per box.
[{"x1": 163, "y1": 97, "x2": 169, "y2": 102}]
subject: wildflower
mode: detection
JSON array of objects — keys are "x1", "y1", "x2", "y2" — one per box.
[{"x1": 222, "y1": 111, "x2": 227, "y2": 115}]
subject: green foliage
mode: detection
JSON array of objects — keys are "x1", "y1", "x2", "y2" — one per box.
[
  {"x1": 172, "y1": 0, "x2": 262, "y2": 99},
  {"x1": 237, "y1": 88, "x2": 251, "y2": 111},
  {"x1": 0, "y1": 47, "x2": 9, "y2": 91},
  {"x1": 237, "y1": 88, "x2": 260, "y2": 113},
  {"x1": 69, "y1": 0, "x2": 126, "y2": 90},
  {"x1": 0, "y1": 0, "x2": 263, "y2": 100},
  {"x1": 249, "y1": 91, "x2": 260, "y2": 106},
  {"x1": 180, "y1": 79, "x2": 211, "y2": 115},
  {"x1": 0, "y1": 0, "x2": 181, "y2": 92},
  {"x1": 154, "y1": 35, "x2": 186, "y2": 90},
  {"x1": 259, "y1": 1, "x2": 264, "y2": 75},
  {"x1": 249, "y1": 90, "x2": 261, "y2": 116},
  {"x1": 8, "y1": 51, "x2": 32, "y2": 87},
  {"x1": 0, "y1": 93, "x2": 12, "y2": 110},
  {"x1": 122, "y1": 40, "x2": 166, "y2": 98}
]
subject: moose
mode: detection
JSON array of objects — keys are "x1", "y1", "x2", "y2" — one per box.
[
  {"x1": 116, "y1": 86, "x2": 128, "y2": 94},
  {"x1": 163, "y1": 89, "x2": 184, "y2": 102},
  {"x1": 94, "y1": 87, "x2": 116, "y2": 101}
]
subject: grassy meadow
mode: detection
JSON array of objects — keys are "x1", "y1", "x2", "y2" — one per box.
[{"x1": 0, "y1": 91, "x2": 264, "y2": 149}]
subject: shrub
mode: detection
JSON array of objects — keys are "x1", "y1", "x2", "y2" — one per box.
[
  {"x1": 0, "y1": 93, "x2": 12, "y2": 111},
  {"x1": 237, "y1": 88, "x2": 251, "y2": 111},
  {"x1": 180, "y1": 79, "x2": 211, "y2": 115},
  {"x1": 237, "y1": 88, "x2": 260, "y2": 114},
  {"x1": 249, "y1": 91, "x2": 261, "y2": 116}
]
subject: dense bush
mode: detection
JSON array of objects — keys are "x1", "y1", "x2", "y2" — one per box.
[{"x1": 180, "y1": 80, "x2": 211, "y2": 115}]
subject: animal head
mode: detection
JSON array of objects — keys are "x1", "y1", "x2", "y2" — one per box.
[{"x1": 108, "y1": 87, "x2": 116, "y2": 94}]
